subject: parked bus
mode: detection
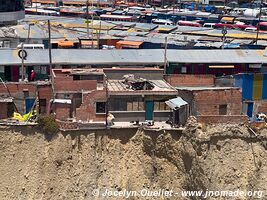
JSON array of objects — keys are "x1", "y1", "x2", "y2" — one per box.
[
  {"x1": 17, "y1": 44, "x2": 45, "y2": 49},
  {"x1": 214, "y1": 23, "x2": 236, "y2": 29},
  {"x1": 100, "y1": 14, "x2": 137, "y2": 22},
  {"x1": 258, "y1": 22, "x2": 267, "y2": 31},
  {"x1": 177, "y1": 20, "x2": 202, "y2": 27},
  {"x1": 151, "y1": 19, "x2": 173, "y2": 25},
  {"x1": 25, "y1": 8, "x2": 59, "y2": 16}
]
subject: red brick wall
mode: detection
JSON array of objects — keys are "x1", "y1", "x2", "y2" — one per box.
[
  {"x1": 55, "y1": 104, "x2": 71, "y2": 121},
  {"x1": 255, "y1": 101, "x2": 267, "y2": 114},
  {"x1": 38, "y1": 85, "x2": 53, "y2": 114},
  {"x1": 194, "y1": 89, "x2": 242, "y2": 115},
  {"x1": 197, "y1": 115, "x2": 249, "y2": 124},
  {"x1": 0, "y1": 103, "x2": 8, "y2": 119},
  {"x1": 54, "y1": 80, "x2": 97, "y2": 92},
  {"x1": 56, "y1": 120, "x2": 78, "y2": 130},
  {"x1": 38, "y1": 86, "x2": 52, "y2": 100},
  {"x1": 165, "y1": 74, "x2": 215, "y2": 87},
  {"x1": 76, "y1": 90, "x2": 107, "y2": 122},
  {"x1": 0, "y1": 83, "x2": 36, "y2": 94}
]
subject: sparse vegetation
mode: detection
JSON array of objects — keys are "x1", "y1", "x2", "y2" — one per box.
[{"x1": 37, "y1": 115, "x2": 59, "y2": 134}]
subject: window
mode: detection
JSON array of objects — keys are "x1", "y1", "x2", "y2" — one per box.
[
  {"x1": 0, "y1": 41, "x2": 10, "y2": 48},
  {"x1": 219, "y1": 104, "x2": 227, "y2": 115},
  {"x1": 64, "y1": 94, "x2": 71, "y2": 99},
  {"x1": 127, "y1": 101, "x2": 144, "y2": 111},
  {"x1": 154, "y1": 101, "x2": 170, "y2": 111},
  {"x1": 96, "y1": 102, "x2": 106, "y2": 114},
  {"x1": 181, "y1": 67, "x2": 187, "y2": 74}
]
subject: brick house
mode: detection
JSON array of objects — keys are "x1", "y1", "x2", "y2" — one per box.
[
  {"x1": 176, "y1": 86, "x2": 242, "y2": 117},
  {"x1": 107, "y1": 71, "x2": 178, "y2": 123},
  {"x1": 0, "y1": 82, "x2": 52, "y2": 120},
  {"x1": 51, "y1": 69, "x2": 107, "y2": 129}
]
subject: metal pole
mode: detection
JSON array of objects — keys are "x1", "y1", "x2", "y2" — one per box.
[
  {"x1": 21, "y1": 43, "x2": 25, "y2": 81},
  {"x1": 256, "y1": 0, "x2": 263, "y2": 45},
  {"x1": 222, "y1": 26, "x2": 227, "y2": 49},
  {"x1": 27, "y1": 24, "x2": 31, "y2": 43},
  {"x1": 97, "y1": 20, "x2": 101, "y2": 49},
  {"x1": 164, "y1": 36, "x2": 168, "y2": 75},
  {"x1": 105, "y1": 75, "x2": 108, "y2": 129},
  {"x1": 48, "y1": 20, "x2": 52, "y2": 75},
  {"x1": 91, "y1": 15, "x2": 94, "y2": 49},
  {"x1": 86, "y1": 0, "x2": 89, "y2": 38}
]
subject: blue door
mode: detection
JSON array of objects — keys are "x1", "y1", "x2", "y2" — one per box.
[
  {"x1": 25, "y1": 98, "x2": 35, "y2": 114},
  {"x1": 247, "y1": 102, "x2": 253, "y2": 118},
  {"x1": 145, "y1": 101, "x2": 154, "y2": 120}
]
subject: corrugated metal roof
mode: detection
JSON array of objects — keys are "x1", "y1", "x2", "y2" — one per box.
[
  {"x1": 0, "y1": 49, "x2": 267, "y2": 66},
  {"x1": 0, "y1": 49, "x2": 164, "y2": 66},
  {"x1": 167, "y1": 49, "x2": 267, "y2": 64},
  {"x1": 165, "y1": 97, "x2": 188, "y2": 109}
]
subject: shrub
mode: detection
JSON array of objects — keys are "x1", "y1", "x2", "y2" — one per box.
[{"x1": 37, "y1": 115, "x2": 59, "y2": 134}]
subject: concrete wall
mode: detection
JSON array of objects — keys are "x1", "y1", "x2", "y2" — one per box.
[
  {"x1": 215, "y1": 76, "x2": 235, "y2": 87},
  {"x1": 0, "y1": 11, "x2": 24, "y2": 24},
  {"x1": 111, "y1": 111, "x2": 171, "y2": 122}
]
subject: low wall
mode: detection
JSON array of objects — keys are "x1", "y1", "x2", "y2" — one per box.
[
  {"x1": 197, "y1": 115, "x2": 249, "y2": 124},
  {"x1": 165, "y1": 74, "x2": 215, "y2": 87},
  {"x1": 111, "y1": 111, "x2": 171, "y2": 122}
]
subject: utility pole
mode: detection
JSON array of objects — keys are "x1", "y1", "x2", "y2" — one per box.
[
  {"x1": 97, "y1": 20, "x2": 101, "y2": 49},
  {"x1": 256, "y1": 0, "x2": 263, "y2": 45},
  {"x1": 164, "y1": 36, "x2": 168, "y2": 75},
  {"x1": 91, "y1": 15, "x2": 94, "y2": 49},
  {"x1": 222, "y1": 26, "x2": 227, "y2": 49},
  {"x1": 86, "y1": 0, "x2": 89, "y2": 38},
  {"x1": 27, "y1": 23, "x2": 34, "y2": 43},
  {"x1": 48, "y1": 20, "x2": 52, "y2": 75},
  {"x1": 21, "y1": 43, "x2": 25, "y2": 81}
]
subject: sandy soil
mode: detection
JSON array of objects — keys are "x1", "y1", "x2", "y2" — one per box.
[{"x1": 0, "y1": 120, "x2": 266, "y2": 200}]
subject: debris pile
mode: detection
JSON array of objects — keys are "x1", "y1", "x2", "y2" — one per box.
[
  {"x1": 122, "y1": 74, "x2": 154, "y2": 90},
  {"x1": 0, "y1": 27, "x2": 17, "y2": 38}
]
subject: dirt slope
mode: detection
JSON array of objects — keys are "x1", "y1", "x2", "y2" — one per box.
[{"x1": 0, "y1": 120, "x2": 266, "y2": 200}]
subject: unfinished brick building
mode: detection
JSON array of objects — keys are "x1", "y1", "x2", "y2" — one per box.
[
  {"x1": 51, "y1": 69, "x2": 107, "y2": 129},
  {"x1": 164, "y1": 74, "x2": 215, "y2": 87},
  {"x1": 0, "y1": 82, "x2": 52, "y2": 120},
  {"x1": 177, "y1": 87, "x2": 242, "y2": 116},
  {"x1": 107, "y1": 70, "x2": 178, "y2": 123}
]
